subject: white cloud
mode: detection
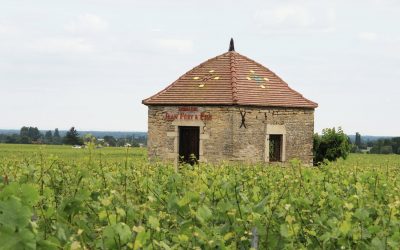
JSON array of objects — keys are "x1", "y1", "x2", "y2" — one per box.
[
  {"x1": 254, "y1": 2, "x2": 335, "y2": 33},
  {"x1": 155, "y1": 39, "x2": 193, "y2": 54},
  {"x1": 272, "y1": 5, "x2": 313, "y2": 27},
  {"x1": 65, "y1": 13, "x2": 109, "y2": 33},
  {"x1": 358, "y1": 32, "x2": 378, "y2": 41},
  {"x1": 29, "y1": 37, "x2": 94, "y2": 53},
  {"x1": 0, "y1": 24, "x2": 17, "y2": 35}
]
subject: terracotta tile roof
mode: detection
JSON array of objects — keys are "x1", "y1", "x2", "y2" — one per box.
[{"x1": 142, "y1": 50, "x2": 318, "y2": 109}]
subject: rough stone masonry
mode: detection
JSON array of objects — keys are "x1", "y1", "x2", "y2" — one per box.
[{"x1": 147, "y1": 105, "x2": 314, "y2": 165}]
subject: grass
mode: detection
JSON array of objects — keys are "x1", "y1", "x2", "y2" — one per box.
[{"x1": 0, "y1": 143, "x2": 147, "y2": 161}]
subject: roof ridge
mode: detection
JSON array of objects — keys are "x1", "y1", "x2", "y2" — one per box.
[
  {"x1": 235, "y1": 53, "x2": 318, "y2": 108},
  {"x1": 229, "y1": 52, "x2": 238, "y2": 104}
]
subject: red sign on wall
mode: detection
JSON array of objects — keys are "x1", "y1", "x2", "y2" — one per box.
[{"x1": 164, "y1": 107, "x2": 212, "y2": 121}]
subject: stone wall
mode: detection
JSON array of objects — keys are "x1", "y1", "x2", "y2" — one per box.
[
  {"x1": 147, "y1": 105, "x2": 314, "y2": 165},
  {"x1": 231, "y1": 107, "x2": 314, "y2": 165},
  {"x1": 147, "y1": 106, "x2": 235, "y2": 164}
]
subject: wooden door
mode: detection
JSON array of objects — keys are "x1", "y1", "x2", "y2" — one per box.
[
  {"x1": 269, "y1": 134, "x2": 282, "y2": 162},
  {"x1": 179, "y1": 126, "x2": 200, "y2": 165}
]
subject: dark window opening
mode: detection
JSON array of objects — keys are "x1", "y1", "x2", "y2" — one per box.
[
  {"x1": 179, "y1": 126, "x2": 200, "y2": 165},
  {"x1": 269, "y1": 134, "x2": 282, "y2": 162}
]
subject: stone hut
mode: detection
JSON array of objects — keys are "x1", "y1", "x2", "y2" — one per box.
[{"x1": 142, "y1": 39, "x2": 318, "y2": 165}]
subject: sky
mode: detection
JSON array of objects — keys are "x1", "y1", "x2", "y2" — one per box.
[{"x1": 1, "y1": 0, "x2": 399, "y2": 136}]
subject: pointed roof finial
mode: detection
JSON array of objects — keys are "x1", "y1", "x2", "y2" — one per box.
[{"x1": 229, "y1": 38, "x2": 235, "y2": 52}]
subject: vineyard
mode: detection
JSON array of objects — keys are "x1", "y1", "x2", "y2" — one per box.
[{"x1": 0, "y1": 144, "x2": 400, "y2": 249}]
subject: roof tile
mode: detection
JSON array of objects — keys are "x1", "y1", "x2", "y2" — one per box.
[{"x1": 142, "y1": 51, "x2": 318, "y2": 108}]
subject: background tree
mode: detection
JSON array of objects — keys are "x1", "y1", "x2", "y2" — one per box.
[
  {"x1": 393, "y1": 137, "x2": 400, "y2": 154},
  {"x1": 20, "y1": 126, "x2": 31, "y2": 144},
  {"x1": 53, "y1": 128, "x2": 61, "y2": 145},
  {"x1": 64, "y1": 127, "x2": 82, "y2": 145},
  {"x1": 19, "y1": 126, "x2": 42, "y2": 144},
  {"x1": 44, "y1": 130, "x2": 53, "y2": 144},
  {"x1": 116, "y1": 138, "x2": 127, "y2": 147},
  {"x1": 5, "y1": 134, "x2": 19, "y2": 144},
  {"x1": 355, "y1": 132, "x2": 362, "y2": 148},
  {"x1": 370, "y1": 139, "x2": 384, "y2": 154},
  {"x1": 351, "y1": 132, "x2": 363, "y2": 153},
  {"x1": 103, "y1": 136, "x2": 117, "y2": 147},
  {"x1": 380, "y1": 145, "x2": 393, "y2": 154},
  {"x1": 370, "y1": 138, "x2": 399, "y2": 154},
  {"x1": 28, "y1": 127, "x2": 41, "y2": 142},
  {"x1": 313, "y1": 127, "x2": 351, "y2": 165}
]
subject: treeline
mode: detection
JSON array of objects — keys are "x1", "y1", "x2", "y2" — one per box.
[
  {"x1": 351, "y1": 132, "x2": 400, "y2": 154},
  {"x1": 369, "y1": 138, "x2": 400, "y2": 154},
  {"x1": 0, "y1": 127, "x2": 62, "y2": 144},
  {"x1": 0, "y1": 126, "x2": 146, "y2": 147}
]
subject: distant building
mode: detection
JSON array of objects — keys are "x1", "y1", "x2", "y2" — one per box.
[{"x1": 143, "y1": 39, "x2": 317, "y2": 165}]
